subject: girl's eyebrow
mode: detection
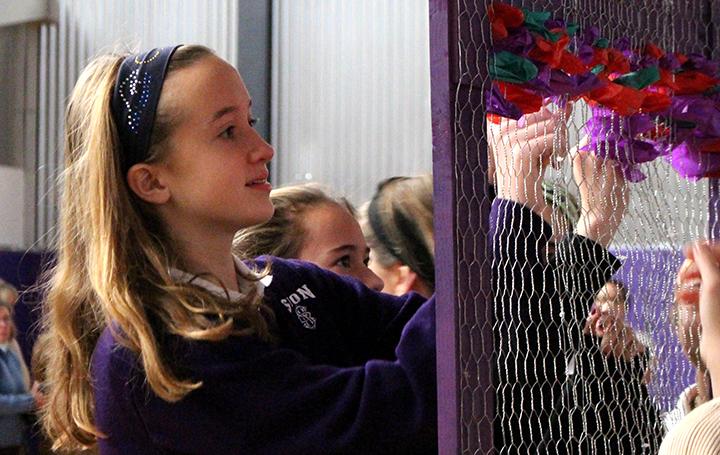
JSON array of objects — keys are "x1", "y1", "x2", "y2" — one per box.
[
  {"x1": 210, "y1": 106, "x2": 239, "y2": 123},
  {"x1": 328, "y1": 245, "x2": 356, "y2": 254},
  {"x1": 209, "y1": 99, "x2": 253, "y2": 124}
]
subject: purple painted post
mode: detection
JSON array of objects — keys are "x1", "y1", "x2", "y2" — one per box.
[
  {"x1": 429, "y1": 1, "x2": 460, "y2": 453},
  {"x1": 430, "y1": 0, "x2": 494, "y2": 453}
]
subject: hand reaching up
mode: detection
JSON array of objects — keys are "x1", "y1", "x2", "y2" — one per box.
[
  {"x1": 572, "y1": 137, "x2": 629, "y2": 248},
  {"x1": 487, "y1": 105, "x2": 570, "y2": 223}
]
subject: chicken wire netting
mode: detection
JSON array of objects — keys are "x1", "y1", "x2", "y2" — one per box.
[{"x1": 435, "y1": 0, "x2": 718, "y2": 453}]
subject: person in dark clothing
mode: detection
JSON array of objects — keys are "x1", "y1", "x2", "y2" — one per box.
[
  {"x1": 487, "y1": 108, "x2": 662, "y2": 454},
  {"x1": 560, "y1": 280, "x2": 664, "y2": 454}
]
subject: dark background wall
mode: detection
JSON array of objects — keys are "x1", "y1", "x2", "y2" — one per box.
[{"x1": 238, "y1": 1, "x2": 273, "y2": 143}]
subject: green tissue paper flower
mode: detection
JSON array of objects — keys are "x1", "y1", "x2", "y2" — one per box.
[
  {"x1": 613, "y1": 66, "x2": 660, "y2": 90},
  {"x1": 490, "y1": 51, "x2": 539, "y2": 84}
]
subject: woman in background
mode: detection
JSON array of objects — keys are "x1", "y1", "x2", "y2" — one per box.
[
  {"x1": 0, "y1": 301, "x2": 42, "y2": 455},
  {"x1": 0, "y1": 280, "x2": 29, "y2": 390}
]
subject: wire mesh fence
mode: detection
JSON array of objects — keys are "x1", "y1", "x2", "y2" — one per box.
[{"x1": 432, "y1": 0, "x2": 718, "y2": 453}]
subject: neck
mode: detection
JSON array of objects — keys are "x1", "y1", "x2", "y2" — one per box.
[
  {"x1": 697, "y1": 368, "x2": 712, "y2": 404},
  {"x1": 169, "y1": 222, "x2": 239, "y2": 293}
]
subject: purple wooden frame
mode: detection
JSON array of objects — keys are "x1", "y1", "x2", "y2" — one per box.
[
  {"x1": 429, "y1": 1, "x2": 460, "y2": 453},
  {"x1": 430, "y1": 1, "x2": 494, "y2": 453}
]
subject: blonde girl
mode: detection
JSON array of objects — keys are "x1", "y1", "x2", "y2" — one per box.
[
  {"x1": 233, "y1": 183, "x2": 383, "y2": 291},
  {"x1": 40, "y1": 45, "x2": 437, "y2": 454}
]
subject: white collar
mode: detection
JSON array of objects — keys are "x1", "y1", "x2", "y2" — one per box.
[
  {"x1": 169, "y1": 256, "x2": 270, "y2": 301},
  {"x1": 0, "y1": 344, "x2": 8, "y2": 353}
]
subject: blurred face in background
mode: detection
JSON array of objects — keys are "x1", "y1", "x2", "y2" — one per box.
[
  {"x1": 588, "y1": 282, "x2": 627, "y2": 337},
  {"x1": 675, "y1": 258, "x2": 703, "y2": 368},
  {"x1": 296, "y1": 203, "x2": 384, "y2": 291},
  {"x1": 0, "y1": 306, "x2": 13, "y2": 344}
]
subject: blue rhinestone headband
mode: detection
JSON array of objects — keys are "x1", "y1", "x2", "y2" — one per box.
[{"x1": 111, "y1": 45, "x2": 181, "y2": 174}]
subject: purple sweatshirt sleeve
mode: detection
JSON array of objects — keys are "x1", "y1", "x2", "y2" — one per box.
[
  {"x1": 259, "y1": 257, "x2": 428, "y2": 363},
  {"x1": 93, "y1": 297, "x2": 437, "y2": 455}
]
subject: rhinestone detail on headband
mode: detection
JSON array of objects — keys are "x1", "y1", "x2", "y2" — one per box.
[
  {"x1": 134, "y1": 49, "x2": 161, "y2": 65},
  {"x1": 117, "y1": 69, "x2": 153, "y2": 133},
  {"x1": 110, "y1": 45, "x2": 181, "y2": 174}
]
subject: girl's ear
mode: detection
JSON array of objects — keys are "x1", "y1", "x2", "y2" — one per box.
[
  {"x1": 396, "y1": 265, "x2": 433, "y2": 298},
  {"x1": 395, "y1": 265, "x2": 418, "y2": 296},
  {"x1": 126, "y1": 163, "x2": 171, "y2": 205}
]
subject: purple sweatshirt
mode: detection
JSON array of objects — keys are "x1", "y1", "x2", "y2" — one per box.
[{"x1": 92, "y1": 257, "x2": 436, "y2": 455}]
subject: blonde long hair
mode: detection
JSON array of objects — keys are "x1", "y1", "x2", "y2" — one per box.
[{"x1": 40, "y1": 45, "x2": 274, "y2": 451}]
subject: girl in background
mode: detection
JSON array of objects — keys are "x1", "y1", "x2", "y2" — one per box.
[
  {"x1": 660, "y1": 242, "x2": 720, "y2": 453},
  {"x1": 360, "y1": 175, "x2": 434, "y2": 298},
  {"x1": 233, "y1": 183, "x2": 383, "y2": 291}
]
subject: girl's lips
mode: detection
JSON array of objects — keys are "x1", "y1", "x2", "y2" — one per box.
[
  {"x1": 676, "y1": 279, "x2": 702, "y2": 303},
  {"x1": 247, "y1": 180, "x2": 272, "y2": 192}
]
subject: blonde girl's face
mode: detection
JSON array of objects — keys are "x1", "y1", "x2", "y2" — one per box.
[
  {"x1": 158, "y1": 55, "x2": 275, "y2": 234},
  {"x1": 296, "y1": 203, "x2": 384, "y2": 291}
]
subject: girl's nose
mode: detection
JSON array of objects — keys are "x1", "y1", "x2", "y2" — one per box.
[
  {"x1": 362, "y1": 267, "x2": 384, "y2": 292},
  {"x1": 249, "y1": 131, "x2": 275, "y2": 163}
]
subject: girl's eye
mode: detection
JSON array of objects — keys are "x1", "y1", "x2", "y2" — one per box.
[
  {"x1": 219, "y1": 126, "x2": 236, "y2": 139},
  {"x1": 249, "y1": 116, "x2": 259, "y2": 127},
  {"x1": 334, "y1": 255, "x2": 352, "y2": 269}
]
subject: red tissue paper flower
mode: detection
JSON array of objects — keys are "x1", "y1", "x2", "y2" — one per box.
[
  {"x1": 700, "y1": 138, "x2": 720, "y2": 153},
  {"x1": 489, "y1": 3, "x2": 524, "y2": 41},
  {"x1": 487, "y1": 113, "x2": 504, "y2": 125},
  {"x1": 674, "y1": 70, "x2": 719, "y2": 96},
  {"x1": 590, "y1": 48, "x2": 609, "y2": 68},
  {"x1": 495, "y1": 81, "x2": 543, "y2": 114},
  {"x1": 559, "y1": 51, "x2": 587, "y2": 75},
  {"x1": 654, "y1": 69, "x2": 680, "y2": 91},
  {"x1": 640, "y1": 91, "x2": 671, "y2": 113},
  {"x1": 529, "y1": 34, "x2": 570, "y2": 68},
  {"x1": 605, "y1": 49, "x2": 631, "y2": 75},
  {"x1": 586, "y1": 81, "x2": 645, "y2": 116},
  {"x1": 643, "y1": 43, "x2": 664, "y2": 59}
]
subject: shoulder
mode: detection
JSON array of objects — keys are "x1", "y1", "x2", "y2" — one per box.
[
  {"x1": 248, "y1": 255, "x2": 361, "y2": 298},
  {"x1": 92, "y1": 327, "x2": 158, "y2": 452},
  {"x1": 91, "y1": 326, "x2": 144, "y2": 405},
  {"x1": 661, "y1": 397, "x2": 720, "y2": 454},
  {"x1": 93, "y1": 326, "x2": 140, "y2": 372},
  {"x1": 249, "y1": 255, "x2": 332, "y2": 280}
]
